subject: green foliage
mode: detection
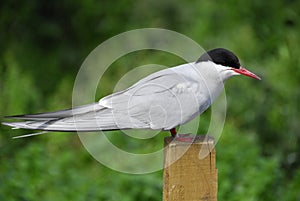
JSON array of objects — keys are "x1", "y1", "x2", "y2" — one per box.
[
  {"x1": 0, "y1": 135, "x2": 162, "y2": 201},
  {"x1": 217, "y1": 125, "x2": 281, "y2": 200},
  {"x1": 1, "y1": 0, "x2": 300, "y2": 200}
]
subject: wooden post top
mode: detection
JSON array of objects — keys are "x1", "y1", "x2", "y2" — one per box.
[{"x1": 164, "y1": 134, "x2": 215, "y2": 145}]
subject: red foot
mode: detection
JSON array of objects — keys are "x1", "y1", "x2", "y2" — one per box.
[
  {"x1": 170, "y1": 129, "x2": 195, "y2": 142},
  {"x1": 175, "y1": 134, "x2": 195, "y2": 142}
]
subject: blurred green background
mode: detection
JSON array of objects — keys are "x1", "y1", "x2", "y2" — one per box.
[{"x1": 1, "y1": 0, "x2": 300, "y2": 200}]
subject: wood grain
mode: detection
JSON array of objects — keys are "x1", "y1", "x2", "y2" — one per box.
[{"x1": 163, "y1": 135, "x2": 217, "y2": 201}]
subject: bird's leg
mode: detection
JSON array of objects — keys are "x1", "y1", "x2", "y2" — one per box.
[{"x1": 170, "y1": 128, "x2": 177, "y2": 137}]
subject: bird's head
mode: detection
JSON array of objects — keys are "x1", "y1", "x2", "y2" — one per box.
[{"x1": 197, "y1": 48, "x2": 261, "y2": 81}]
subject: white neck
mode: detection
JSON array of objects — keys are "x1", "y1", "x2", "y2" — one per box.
[{"x1": 192, "y1": 61, "x2": 237, "y2": 101}]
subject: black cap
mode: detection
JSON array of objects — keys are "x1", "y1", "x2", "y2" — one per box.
[{"x1": 196, "y1": 48, "x2": 241, "y2": 69}]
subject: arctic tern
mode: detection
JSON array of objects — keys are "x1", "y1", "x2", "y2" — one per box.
[{"x1": 2, "y1": 48, "x2": 261, "y2": 138}]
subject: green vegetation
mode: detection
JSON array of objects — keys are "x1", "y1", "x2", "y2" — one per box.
[{"x1": 1, "y1": 0, "x2": 300, "y2": 200}]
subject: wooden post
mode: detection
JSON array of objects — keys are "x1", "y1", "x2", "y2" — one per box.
[{"x1": 163, "y1": 134, "x2": 217, "y2": 201}]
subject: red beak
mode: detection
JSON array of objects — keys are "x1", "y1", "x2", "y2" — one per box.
[{"x1": 232, "y1": 66, "x2": 261, "y2": 80}]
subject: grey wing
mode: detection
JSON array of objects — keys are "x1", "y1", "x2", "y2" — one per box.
[
  {"x1": 2, "y1": 70, "x2": 183, "y2": 132},
  {"x1": 4, "y1": 103, "x2": 102, "y2": 120},
  {"x1": 99, "y1": 70, "x2": 205, "y2": 130}
]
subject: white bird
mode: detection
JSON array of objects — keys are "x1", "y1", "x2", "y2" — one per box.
[{"x1": 2, "y1": 48, "x2": 261, "y2": 138}]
